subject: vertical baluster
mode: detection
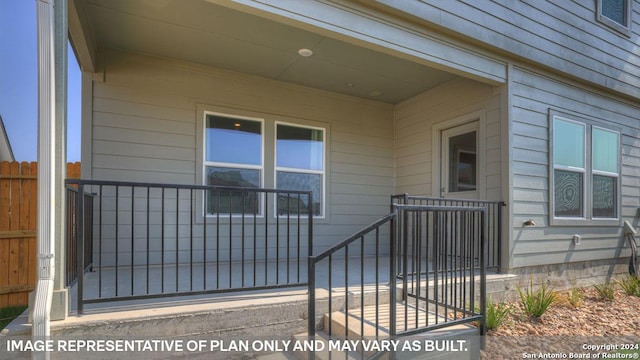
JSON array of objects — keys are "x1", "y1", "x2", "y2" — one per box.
[
  {"x1": 190, "y1": 188, "x2": 194, "y2": 291},
  {"x1": 264, "y1": 193, "x2": 268, "y2": 286},
  {"x1": 203, "y1": 189, "x2": 207, "y2": 290},
  {"x1": 287, "y1": 193, "x2": 291, "y2": 284},
  {"x1": 328, "y1": 255, "x2": 333, "y2": 336},
  {"x1": 241, "y1": 191, "x2": 246, "y2": 287},
  {"x1": 253, "y1": 190, "x2": 257, "y2": 287},
  {"x1": 98, "y1": 185, "x2": 103, "y2": 299},
  {"x1": 146, "y1": 187, "x2": 150, "y2": 295},
  {"x1": 389, "y1": 210, "x2": 397, "y2": 337},
  {"x1": 276, "y1": 191, "x2": 280, "y2": 285},
  {"x1": 415, "y1": 210, "x2": 420, "y2": 330},
  {"x1": 216, "y1": 190, "x2": 220, "y2": 289},
  {"x1": 130, "y1": 186, "x2": 135, "y2": 296},
  {"x1": 115, "y1": 185, "x2": 119, "y2": 297},
  {"x1": 228, "y1": 191, "x2": 232, "y2": 289},
  {"x1": 297, "y1": 193, "x2": 301, "y2": 282},
  {"x1": 433, "y1": 210, "x2": 438, "y2": 325},
  {"x1": 175, "y1": 188, "x2": 179, "y2": 292},
  {"x1": 402, "y1": 208, "x2": 408, "y2": 332},
  {"x1": 161, "y1": 188, "x2": 165, "y2": 293},
  {"x1": 344, "y1": 245, "x2": 349, "y2": 339},
  {"x1": 375, "y1": 227, "x2": 379, "y2": 339},
  {"x1": 360, "y1": 235, "x2": 364, "y2": 340},
  {"x1": 425, "y1": 211, "x2": 430, "y2": 328}
]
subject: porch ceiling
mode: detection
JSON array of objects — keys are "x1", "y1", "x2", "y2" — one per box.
[{"x1": 79, "y1": 0, "x2": 457, "y2": 104}]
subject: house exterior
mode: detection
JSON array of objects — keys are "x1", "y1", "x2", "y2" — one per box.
[
  {"x1": 33, "y1": 0, "x2": 640, "y2": 329},
  {"x1": 0, "y1": 115, "x2": 15, "y2": 162}
]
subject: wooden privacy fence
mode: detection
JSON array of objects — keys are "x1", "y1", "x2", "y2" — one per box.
[{"x1": 0, "y1": 161, "x2": 80, "y2": 307}]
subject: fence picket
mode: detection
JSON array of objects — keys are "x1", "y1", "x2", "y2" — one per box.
[
  {"x1": 0, "y1": 162, "x2": 9, "y2": 307},
  {"x1": 28, "y1": 162, "x2": 37, "y2": 296}
]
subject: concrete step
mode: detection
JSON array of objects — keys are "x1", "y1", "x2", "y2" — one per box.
[{"x1": 324, "y1": 302, "x2": 476, "y2": 339}]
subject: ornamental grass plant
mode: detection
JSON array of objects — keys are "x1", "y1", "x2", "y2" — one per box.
[
  {"x1": 617, "y1": 275, "x2": 640, "y2": 297},
  {"x1": 593, "y1": 281, "x2": 616, "y2": 301},
  {"x1": 517, "y1": 276, "x2": 557, "y2": 318},
  {"x1": 484, "y1": 297, "x2": 512, "y2": 330}
]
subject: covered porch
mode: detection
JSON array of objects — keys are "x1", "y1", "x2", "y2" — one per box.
[{"x1": 34, "y1": 0, "x2": 509, "y2": 345}]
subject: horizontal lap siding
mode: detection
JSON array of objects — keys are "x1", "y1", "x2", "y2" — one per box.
[
  {"x1": 510, "y1": 66, "x2": 640, "y2": 268},
  {"x1": 380, "y1": 0, "x2": 640, "y2": 99},
  {"x1": 92, "y1": 49, "x2": 394, "y2": 255},
  {"x1": 394, "y1": 77, "x2": 502, "y2": 199}
]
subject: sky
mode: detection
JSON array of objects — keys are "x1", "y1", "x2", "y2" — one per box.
[{"x1": 0, "y1": 0, "x2": 81, "y2": 162}]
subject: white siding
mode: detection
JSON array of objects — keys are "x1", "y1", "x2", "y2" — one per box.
[
  {"x1": 510, "y1": 66, "x2": 640, "y2": 268},
  {"x1": 394, "y1": 77, "x2": 503, "y2": 200}
]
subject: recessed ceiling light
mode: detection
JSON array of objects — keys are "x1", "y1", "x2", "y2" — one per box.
[
  {"x1": 369, "y1": 91, "x2": 384, "y2": 97},
  {"x1": 298, "y1": 48, "x2": 313, "y2": 57}
]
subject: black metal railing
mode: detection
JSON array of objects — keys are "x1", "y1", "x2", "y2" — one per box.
[
  {"x1": 308, "y1": 204, "x2": 487, "y2": 355},
  {"x1": 308, "y1": 212, "x2": 396, "y2": 341},
  {"x1": 391, "y1": 194, "x2": 504, "y2": 271},
  {"x1": 65, "y1": 187, "x2": 94, "y2": 287},
  {"x1": 393, "y1": 204, "x2": 487, "y2": 337},
  {"x1": 66, "y1": 179, "x2": 313, "y2": 314}
]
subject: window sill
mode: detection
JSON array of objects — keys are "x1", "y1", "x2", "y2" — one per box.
[{"x1": 550, "y1": 217, "x2": 621, "y2": 227}]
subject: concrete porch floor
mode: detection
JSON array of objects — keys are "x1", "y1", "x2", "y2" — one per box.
[
  {"x1": 69, "y1": 256, "x2": 508, "y2": 313},
  {"x1": 71, "y1": 255, "x2": 396, "y2": 312}
]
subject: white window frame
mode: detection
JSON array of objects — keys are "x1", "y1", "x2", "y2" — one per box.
[
  {"x1": 597, "y1": 0, "x2": 632, "y2": 36},
  {"x1": 549, "y1": 112, "x2": 621, "y2": 226},
  {"x1": 202, "y1": 111, "x2": 265, "y2": 217},
  {"x1": 274, "y1": 121, "x2": 326, "y2": 219}
]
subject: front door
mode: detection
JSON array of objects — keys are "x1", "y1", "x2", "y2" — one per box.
[{"x1": 440, "y1": 121, "x2": 479, "y2": 199}]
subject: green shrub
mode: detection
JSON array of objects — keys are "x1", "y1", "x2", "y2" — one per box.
[
  {"x1": 617, "y1": 275, "x2": 640, "y2": 297},
  {"x1": 484, "y1": 297, "x2": 511, "y2": 330},
  {"x1": 517, "y1": 277, "x2": 557, "y2": 318},
  {"x1": 593, "y1": 282, "x2": 615, "y2": 301}
]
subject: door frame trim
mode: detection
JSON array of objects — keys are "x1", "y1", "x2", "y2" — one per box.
[{"x1": 431, "y1": 110, "x2": 486, "y2": 199}]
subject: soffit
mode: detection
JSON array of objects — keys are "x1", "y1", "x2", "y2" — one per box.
[{"x1": 83, "y1": 0, "x2": 457, "y2": 104}]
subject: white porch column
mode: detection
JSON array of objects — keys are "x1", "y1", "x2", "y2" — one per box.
[
  {"x1": 52, "y1": 0, "x2": 68, "y2": 321},
  {"x1": 33, "y1": 0, "x2": 57, "y2": 358}
]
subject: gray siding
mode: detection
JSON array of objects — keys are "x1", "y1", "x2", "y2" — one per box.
[
  {"x1": 510, "y1": 66, "x2": 640, "y2": 268},
  {"x1": 375, "y1": 0, "x2": 640, "y2": 100},
  {"x1": 394, "y1": 77, "x2": 503, "y2": 200},
  {"x1": 90, "y1": 49, "x2": 395, "y2": 255}
]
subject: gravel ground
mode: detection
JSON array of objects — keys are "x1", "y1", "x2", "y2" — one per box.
[{"x1": 482, "y1": 286, "x2": 640, "y2": 359}]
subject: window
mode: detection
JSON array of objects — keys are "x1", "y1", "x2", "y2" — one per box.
[
  {"x1": 204, "y1": 114, "x2": 262, "y2": 215},
  {"x1": 592, "y1": 127, "x2": 619, "y2": 218},
  {"x1": 199, "y1": 110, "x2": 327, "y2": 218},
  {"x1": 276, "y1": 123, "x2": 324, "y2": 217},
  {"x1": 597, "y1": 0, "x2": 631, "y2": 35},
  {"x1": 551, "y1": 115, "x2": 620, "y2": 225},
  {"x1": 553, "y1": 119, "x2": 585, "y2": 218}
]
